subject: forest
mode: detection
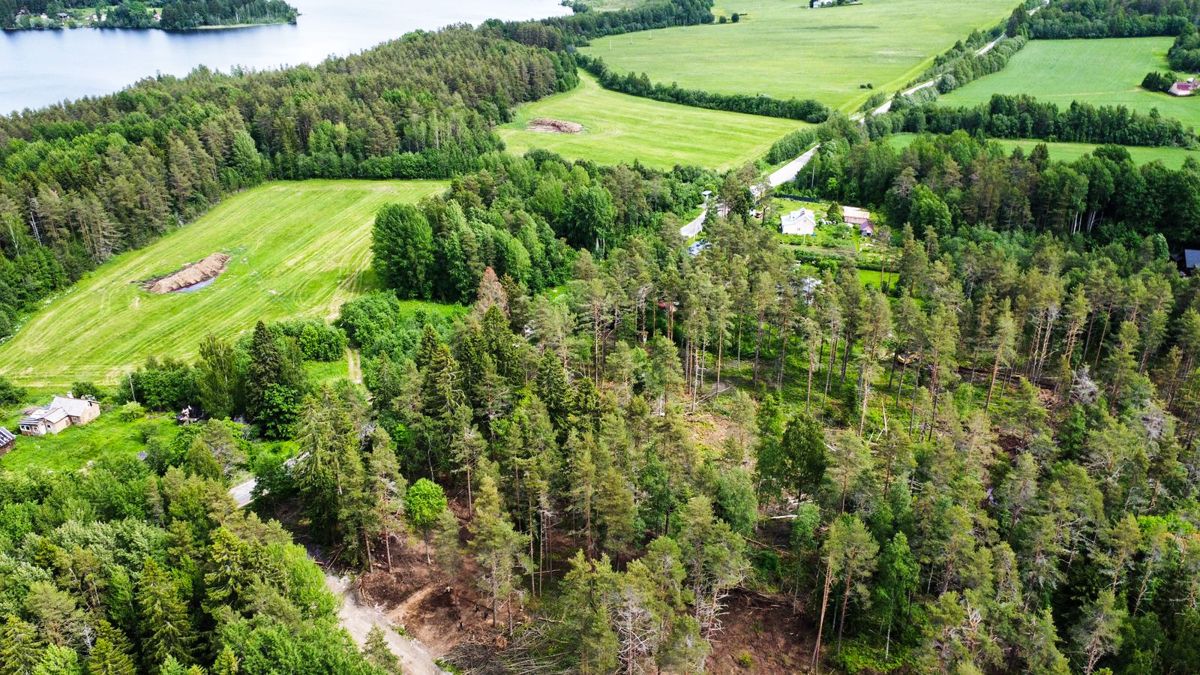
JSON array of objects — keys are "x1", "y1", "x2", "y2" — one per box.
[
  {"x1": 1010, "y1": 0, "x2": 1199, "y2": 39},
  {"x1": 4, "y1": 0, "x2": 1200, "y2": 671}
]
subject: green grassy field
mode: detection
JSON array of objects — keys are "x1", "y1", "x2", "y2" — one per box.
[
  {"x1": 939, "y1": 37, "x2": 1200, "y2": 131},
  {"x1": 0, "y1": 180, "x2": 445, "y2": 388},
  {"x1": 887, "y1": 133, "x2": 1200, "y2": 167},
  {"x1": 0, "y1": 412, "x2": 178, "y2": 472},
  {"x1": 581, "y1": 0, "x2": 1020, "y2": 111},
  {"x1": 498, "y1": 74, "x2": 807, "y2": 170}
]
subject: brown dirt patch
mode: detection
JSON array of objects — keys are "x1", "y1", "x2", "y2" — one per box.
[
  {"x1": 142, "y1": 252, "x2": 230, "y2": 293},
  {"x1": 707, "y1": 590, "x2": 817, "y2": 673},
  {"x1": 526, "y1": 117, "x2": 583, "y2": 134}
]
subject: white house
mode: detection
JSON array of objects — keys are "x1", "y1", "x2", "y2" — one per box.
[
  {"x1": 20, "y1": 407, "x2": 70, "y2": 436},
  {"x1": 781, "y1": 208, "x2": 816, "y2": 236},
  {"x1": 51, "y1": 396, "x2": 101, "y2": 426}
]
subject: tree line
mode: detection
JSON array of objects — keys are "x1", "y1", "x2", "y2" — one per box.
[
  {"x1": 1009, "y1": 0, "x2": 1199, "y2": 39},
  {"x1": 869, "y1": 93, "x2": 1197, "y2": 150},
  {"x1": 0, "y1": 0, "x2": 298, "y2": 30},
  {"x1": 577, "y1": 53, "x2": 831, "y2": 122}
]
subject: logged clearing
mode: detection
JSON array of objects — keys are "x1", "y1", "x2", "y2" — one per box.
[
  {"x1": 499, "y1": 73, "x2": 807, "y2": 169},
  {"x1": 940, "y1": 37, "x2": 1200, "y2": 131},
  {"x1": 888, "y1": 133, "x2": 1200, "y2": 167},
  {"x1": 582, "y1": 0, "x2": 1020, "y2": 111},
  {"x1": 0, "y1": 180, "x2": 445, "y2": 387}
]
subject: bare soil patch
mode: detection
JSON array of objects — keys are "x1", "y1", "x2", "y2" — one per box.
[
  {"x1": 707, "y1": 590, "x2": 817, "y2": 673},
  {"x1": 142, "y1": 252, "x2": 230, "y2": 293},
  {"x1": 527, "y1": 117, "x2": 583, "y2": 134}
]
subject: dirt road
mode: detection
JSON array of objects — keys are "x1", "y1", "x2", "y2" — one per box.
[{"x1": 325, "y1": 573, "x2": 449, "y2": 675}]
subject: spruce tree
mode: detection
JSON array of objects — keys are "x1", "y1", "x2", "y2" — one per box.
[
  {"x1": 135, "y1": 559, "x2": 195, "y2": 672},
  {"x1": 85, "y1": 638, "x2": 136, "y2": 675}
]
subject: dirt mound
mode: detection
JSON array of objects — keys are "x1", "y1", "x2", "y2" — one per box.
[
  {"x1": 143, "y1": 253, "x2": 230, "y2": 294},
  {"x1": 527, "y1": 117, "x2": 583, "y2": 134}
]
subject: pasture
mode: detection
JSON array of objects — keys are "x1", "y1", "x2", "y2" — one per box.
[
  {"x1": 0, "y1": 180, "x2": 445, "y2": 387},
  {"x1": 888, "y1": 133, "x2": 1200, "y2": 167},
  {"x1": 939, "y1": 37, "x2": 1200, "y2": 131},
  {"x1": 581, "y1": 0, "x2": 1020, "y2": 111},
  {"x1": 498, "y1": 73, "x2": 807, "y2": 170}
]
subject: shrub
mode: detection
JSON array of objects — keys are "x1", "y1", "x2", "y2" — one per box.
[{"x1": 0, "y1": 377, "x2": 25, "y2": 406}]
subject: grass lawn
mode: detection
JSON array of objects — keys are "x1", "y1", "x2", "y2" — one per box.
[
  {"x1": 0, "y1": 412, "x2": 178, "y2": 472},
  {"x1": 498, "y1": 74, "x2": 807, "y2": 170},
  {"x1": 939, "y1": 37, "x2": 1200, "y2": 132},
  {"x1": 0, "y1": 180, "x2": 446, "y2": 388},
  {"x1": 887, "y1": 133, "x2": 1200, "y2": 167},
  {"x1": 582, "y1": 0, "x2": 1020, "y2": 111}
]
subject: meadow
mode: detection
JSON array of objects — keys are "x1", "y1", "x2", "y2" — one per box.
[
  {"x1": 498, "y1": 74, "x2": 807, "y2": 170},
  {"x1": 0, "y1": 180, "x2": 446, "y2": 388},
  {"x1": 888, "y1": 133, "x2": 1200, "y2": 167},
  {"x1": 581, "y1": 0, "x2": 1020, "y2": 111},
  {"x1": 939, "y1": 37, "x2": 1200, "y2": 131}
]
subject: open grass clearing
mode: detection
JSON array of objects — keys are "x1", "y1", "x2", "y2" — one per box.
[
  {"x1": 498, "y1": 73, "x2": 807, "y2": 170},
  {"x1": 888, "y1": 133, "x2": 1200, "y2": 167},
  {"x1": 0, "y1": 411, "x2": 177, "y2": 472},
  {"x1": 939, "y1": 37, "x2": 1200, "y2": 132},
  {"x1": 0, "y1": 180, "x2": 446, "y2": 388},
  {"x1": 582, "y1": 0, "x2": 1021, "y2": 111}
]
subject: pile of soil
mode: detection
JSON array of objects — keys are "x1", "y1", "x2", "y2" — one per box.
[
  {"x1": 527, "y1": 117, "x2": 583, "y2": 134},
  {"x1": 143, "y1": 253, "x2": 230, "y2": 294}
]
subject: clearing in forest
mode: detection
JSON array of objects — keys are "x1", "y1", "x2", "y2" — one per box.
[
  {"x1": 498, "y1": 73, "x2": 808, "y2": 170},
  {"x1": 888, "y1": 133, "x2": 1200, "y2": 167},
  {"x1": 0, "y1": 180, "x2": 446, "y2": 387},
  {"x1": 581, "y1": 0, "x2": 1020, "y2": 111},
  {"x1": 939, "y1": 37, "x2": 1200, "y2": 131}
]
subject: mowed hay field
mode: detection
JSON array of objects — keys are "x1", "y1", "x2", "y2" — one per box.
[
  {"x1": 498, "y1": 74, "x2": 807, "y2": 169},
  {"x1": 0, "y1": 180, "x2": 445, "y2": 387},
  {"x1": 888, "y1": 133, "x2": 1200, "y2": 167},
  {"x1": 940, "y1": 38, "x2": 1200, "y2": 131},
  {"x1": 582, "y1": 0, "x2": 1020, "y2": 111}
]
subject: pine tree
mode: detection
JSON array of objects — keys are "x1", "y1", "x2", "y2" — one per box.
[
  {"x1": 211, "y1": 646, "x2": 239, "y2": 675},
  {"x1": 136, "y1": 558, "x2": 195, "y2": 672},
  {"x1": 470, "y1": 471, "x2": 530, "y2": 631},
  {"x1": 84, "y1": 638, "x2": 136, "y2": 675},
  {"x1": 33, "y1": 644, "x2": 81, "y2": 675},
  {"x1": 361, "y1": 626, "x2": 400, "y2": 674},
  {"x1": 0, "y1": 615, "x2": 43, "y2": 675}
]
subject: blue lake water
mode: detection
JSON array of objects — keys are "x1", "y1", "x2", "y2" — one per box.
[{"x1": 0, "y1": 0, "x2": 569, "y2": 114}]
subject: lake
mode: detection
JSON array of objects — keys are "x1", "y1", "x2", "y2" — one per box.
[{"x1": 0, "y1": 0, "x2": 569, "y2": 114}]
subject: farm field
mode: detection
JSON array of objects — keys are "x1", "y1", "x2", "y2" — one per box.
[
  {"x1": 498, "y1": 73, "x2": 807, "y2": 170},
  {"x1": 939, "y1": 37, "x2": 1200, "y2": 131},
  {"x1": 888, "y1": 133, "x2": 1200, "y2": 167},
  {"x1": 0, "y1": 180, "x2": 446, "y2": 388},
  {"x1": 581, "y1": 0, "x2": 1020, "y2": 111}
]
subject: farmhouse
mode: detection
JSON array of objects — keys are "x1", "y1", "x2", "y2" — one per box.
[
  {"x1": 18, "y1": 395, "x2": 100, "y2": 436},
  {"x1": 781, "y1": 208, "x2": 817, "y2": 236},
  {"x1": 20, "y1": 407, "x2": 70, "y2": 436},
  {"x1": 843, "y1": 206, "x2": 874, "y2": 235},
  {"x1": 0, "y1": 428, "x2": 14, "y2": 456},
  {"x1": 1169, "y1": 79, "x2": 1198, "y2": 97}
]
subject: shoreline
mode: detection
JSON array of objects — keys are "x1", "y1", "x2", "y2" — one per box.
[{"x1": 2, "y1": 17, "x2": 295, "y2": 33}]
